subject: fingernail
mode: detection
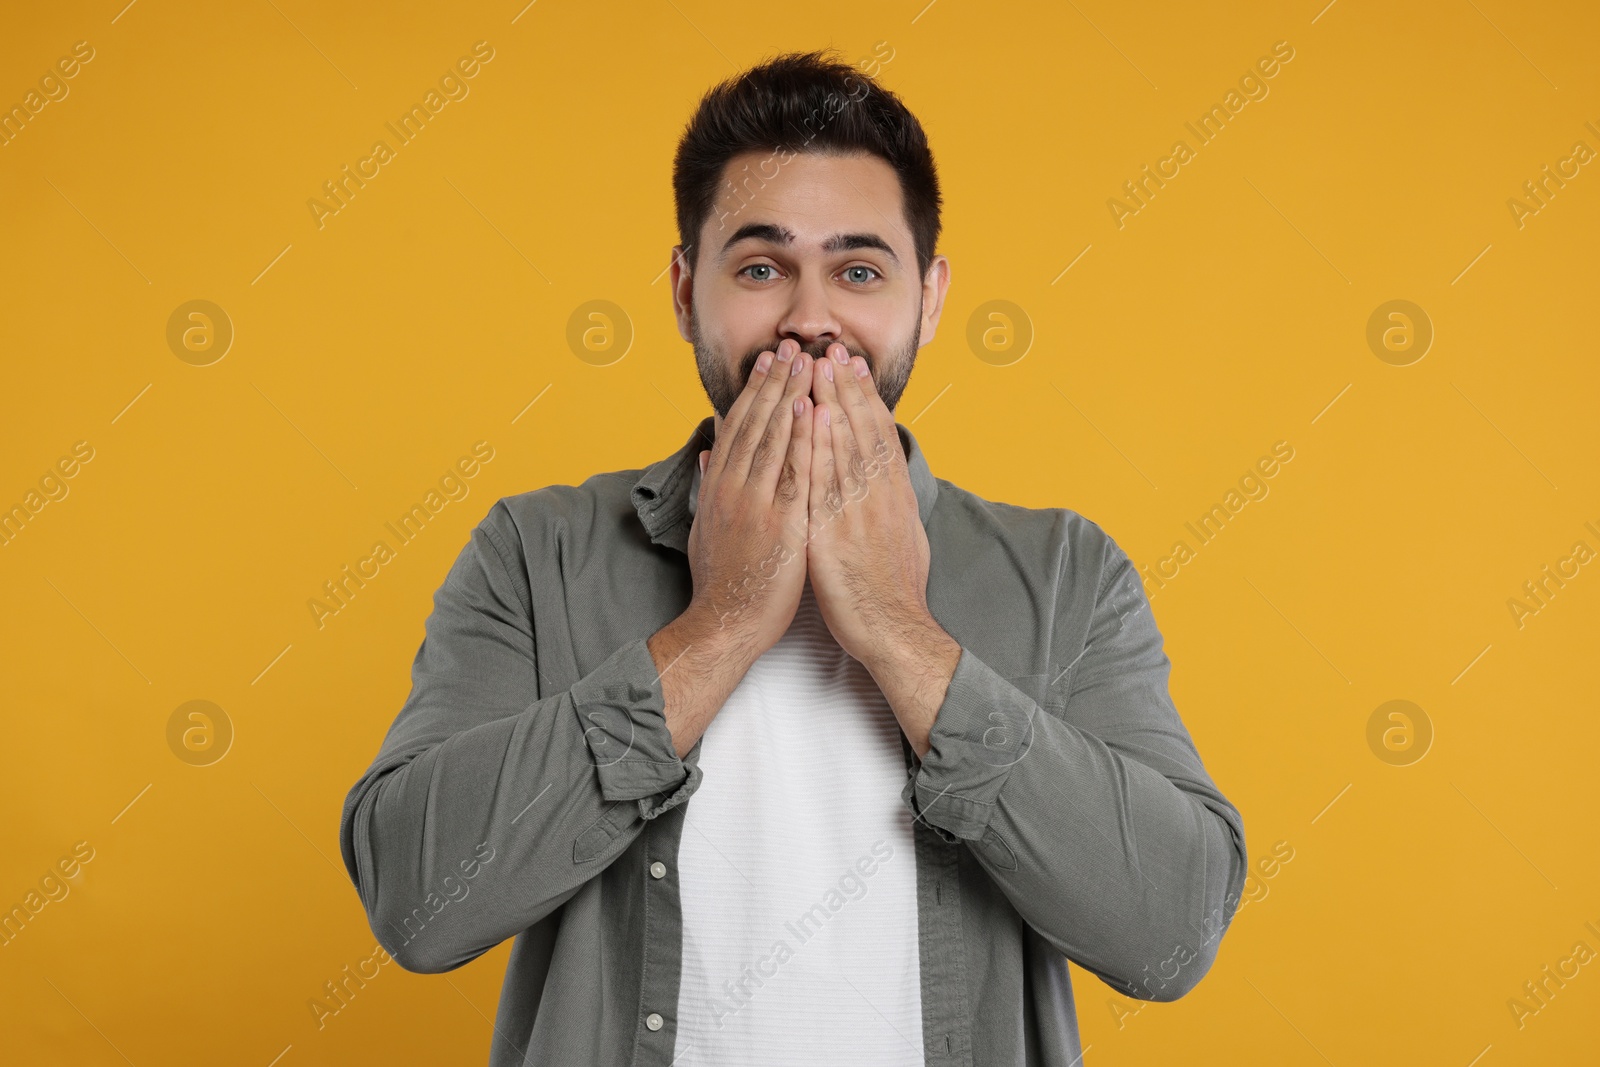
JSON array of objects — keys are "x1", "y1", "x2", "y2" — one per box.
[
  {"x1": 854, "y1": 357, "x2": 869, "y2": 378},
  {"x1": 791, "y1": 352, "x2": 805, "y2": 376},
  {"x1": 775, "y1": 342, "x2": 792, "y2": 361},
  {"x1": 822, "y1": 406, "x2": 831, "y2": 427},
  {"x1": 793, "y1": 395, "x2": 805, "y2": 417},
  {"x1": 832, "y1": 344, "x2": 849, "y2": 364},
  {"x1": 756, "y1": 351, "x2": 773, "y2": 372},
  {"x1": 822, "y1": 359, "x2": 833, "y2": 382}
]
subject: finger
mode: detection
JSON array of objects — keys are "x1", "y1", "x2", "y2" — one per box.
[
  {"x1": 809, "y1": 342, "x2": 838, "y2": 500},
  {"x1": 750, "y1": 349, "x2": 812, "y2": 497},
  {"x1": 744, "y1": 346, "x2": 810, "y2": 492},
  {"x1": 809, "y1": 387, "x2": 841, "y2": 540},
  {"x1": 725, "y1": 338, "x2": 800, "y2": 483},
  {"x1": 708, "y1": 342, "x2": 781, "y2": 480},
  {"x1": 843, "y1": 353, "x2": 897, "y2": 476},
  {"x1": 818, "y1": 343, "x2": 870, "y2": 503},
  {"x1": 776, "y1": 376, "x2": 813, "y2": 533},
  {"x1": 826, "y1": 346, "x2": 883, "y2": 479}
]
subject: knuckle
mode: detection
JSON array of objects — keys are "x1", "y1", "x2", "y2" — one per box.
[
  {"x1": 823, "y1": 480, "x2": 844, "y2": 512},
  {"x1": 773, "y1": 460, "x2": 800, "y2": 507}
]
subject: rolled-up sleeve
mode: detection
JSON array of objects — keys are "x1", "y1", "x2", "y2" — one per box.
[
  {"x1": 338, "y1": 499, "x2": 702, "y2": 975},
  {"x1": 901, "y1": 536, "x2": 1248, "y2": 1002}
]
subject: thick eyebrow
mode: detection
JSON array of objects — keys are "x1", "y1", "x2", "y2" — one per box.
[{"x1": 717, "y1": 222, "x2": 900, "y2": 267}]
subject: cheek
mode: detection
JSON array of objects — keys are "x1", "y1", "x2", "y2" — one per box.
[
  {"x1": 691, "y1": 280, "x2": 740, "y2": 332},
  {"x1": 846, "y1": 307, "x2": 920, "y2": 363},
  {"x1": 698, "y1": 294, "x2": 776, "y2": 355},
  {"x1": 691, "y1": 319, "x2": 755, "y2": 382}
]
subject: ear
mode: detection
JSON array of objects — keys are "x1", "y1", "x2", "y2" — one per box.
[
  {"x1": 670, "y1": 244, "x2": 695, "y2": 343},
  {"x1": 917, "y1": 254, "x2": 951, "y2": 348}
]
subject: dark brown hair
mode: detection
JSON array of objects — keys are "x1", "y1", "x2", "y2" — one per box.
[{"x1": 672, "y1": 49, "x2": 942, "y2": 280}]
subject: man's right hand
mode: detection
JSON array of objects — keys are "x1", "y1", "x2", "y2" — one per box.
[{"x1": 685, "y1": 337, "x2": 816, "y2": 661}]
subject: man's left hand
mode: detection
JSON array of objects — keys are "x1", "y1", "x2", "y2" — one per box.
[{"x1": 806, "y1": 342, "x2": 961, "y2": 755}]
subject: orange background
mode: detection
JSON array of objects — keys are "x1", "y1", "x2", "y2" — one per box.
[{"x1": 2, "y1": 1, "x2": 1597, "y2": 1063}]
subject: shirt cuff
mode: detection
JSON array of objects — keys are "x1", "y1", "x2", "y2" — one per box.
[
  {"x1": 900, "y1": 645, "x2": 1033, "y2": 844},
  {"x1": 572, "y1": 636, "x2": 703, "y2": 820}
]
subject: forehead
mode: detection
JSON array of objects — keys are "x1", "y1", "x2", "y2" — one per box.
[{"x1": 706, "y1": 149, "x2": 911, "y2": 257}]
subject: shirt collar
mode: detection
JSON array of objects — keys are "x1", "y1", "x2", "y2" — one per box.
[{"x1": 630, "y1": 414, "x2": 940, "y2": 554}]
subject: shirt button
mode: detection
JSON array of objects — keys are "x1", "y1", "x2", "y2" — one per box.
[
  {"x1": 646, "y1": 1012, "x2": 664, "y2": 1031},
  {"x1": 649, "y1": 861, "x2": 667, "y2": 879}
]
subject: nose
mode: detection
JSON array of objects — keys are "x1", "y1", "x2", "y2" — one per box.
[{"x1": 775, "y1": 270, "x2": 841, "y2": 353}]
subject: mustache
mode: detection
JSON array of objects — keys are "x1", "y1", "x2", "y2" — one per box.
[{"x1": 738, "y1": 340, "x2": 873, "y2": 381}]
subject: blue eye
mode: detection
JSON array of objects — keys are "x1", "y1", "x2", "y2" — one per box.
[{"x1": 740, "y1": 263, "x2": 880, "y2": 284}]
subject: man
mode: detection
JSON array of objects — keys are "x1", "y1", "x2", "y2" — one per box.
[{"x1": 339, "y1": 50, "x2": 1248, "y2": 1066}]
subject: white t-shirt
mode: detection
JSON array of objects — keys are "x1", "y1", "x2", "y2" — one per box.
[{"x1": 670, "y1": 470, "x2": 924, "y2": 1064}]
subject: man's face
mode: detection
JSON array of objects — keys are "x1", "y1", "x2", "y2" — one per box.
[{"x1": 670, "y1": 150, "x2": 949, "y2": 431}]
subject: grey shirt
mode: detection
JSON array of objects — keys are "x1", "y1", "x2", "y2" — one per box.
[{"x1": 338, "y1": 414, "x2": 1249, "y2": 1065}]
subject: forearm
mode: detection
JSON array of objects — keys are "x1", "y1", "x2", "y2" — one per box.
[
  {"x1": 966, "y1": 702, "x2": 1245, "y2": 1000},
  {"x1": 647, "y1": 604, "x2": 760, "y2": 760},
  {"x1": 341, "y1": 638, "x2": 701, "y2": 974},
  {"x1": 862, "y1": 613, "x2": 963, "y2": 759},
  {"x1": 900, "y1": 648, "x2": 1248, "y2": 1000}
]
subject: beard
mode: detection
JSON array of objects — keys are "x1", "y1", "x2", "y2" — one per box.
[{"x1": 691, "y1": 297, "x2": 923, "y2": 421}]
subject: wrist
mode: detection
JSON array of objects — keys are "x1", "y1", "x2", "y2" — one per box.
[
  {"x1": 864, "y1": 612, "x2": 954, "y2": 677},
  {"x1": 863, "y1": 616, "x2": 960, "y2": 762},
  {"x1": 674, "y1": 600, "x2": 761, "y2": 671}
]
